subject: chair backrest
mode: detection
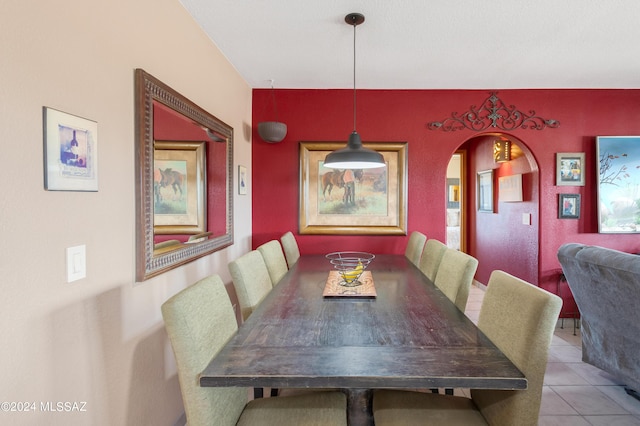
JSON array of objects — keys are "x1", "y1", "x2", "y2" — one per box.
[
  {"x1": 161, "y1": 275, "x2": 247, "y2": 426},
  {"x1": 433, "y1": 248, "x2": 478, "y2": 311},
  {"x1": 472, "y1": 270, "x2": 562, "y2": 426},
  {"x1": 257, "y1": 240, "x2": 289, "y2": 285},
  {"x1": 229, "y1": 250, "x2": 273, "y2": 321},
  {"x1": 418, "y1": 239, "x2": 448, "y2": 282},
  {"x1": 280, "y1": 231, "x2": 301, "y2": 268},
  {"x1": 404, "y1": 231, "x2": 427, "y2": 266}
]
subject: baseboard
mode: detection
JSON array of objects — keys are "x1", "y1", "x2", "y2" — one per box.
[
  {"x1": 173, "y1": 412, "x2": 186, "y2": 426},
  {"x1": 473, "y1": 279, "x2": 487, "y2": 291}
]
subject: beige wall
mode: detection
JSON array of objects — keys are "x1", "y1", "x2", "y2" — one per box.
[{"x1": 0, "y1": 0, "x2": 252, "y2": 424}]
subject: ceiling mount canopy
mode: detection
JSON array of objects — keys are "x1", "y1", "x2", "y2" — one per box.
[{"x1": 324, "y1": 13, "x2": 385, "y2": 170}]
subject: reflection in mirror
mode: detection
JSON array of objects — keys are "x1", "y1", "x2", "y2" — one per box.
[{"x1": 135, "y1": 69, "x2": 233, "y2": 281}]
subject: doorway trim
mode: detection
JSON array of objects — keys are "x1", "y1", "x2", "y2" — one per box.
[{"x1": 446, "y1": 150, "x2": 467, "y2": 252}]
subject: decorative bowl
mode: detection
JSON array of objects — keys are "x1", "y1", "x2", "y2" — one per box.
[{"x1": 325, "y1": 251, "x2": 375, "y2": 287}]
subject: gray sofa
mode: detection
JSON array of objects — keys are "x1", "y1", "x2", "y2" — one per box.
[{"x1": 557, "y1": 243, "x2": 640, "y2": 398}]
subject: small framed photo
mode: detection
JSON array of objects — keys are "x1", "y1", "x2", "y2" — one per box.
[
  {"x1": 43, "y1": 107, "x2": 98, "y2": 191},
  {"x1": 477, "y1": 170, "x2": 494, "y2": 212},
  {"x1": 238, "y1": 165, "x2": 247, "y2": 195},
  {"x1": 559, "y1": 193, "x2": 581, "y2": 219},
  {"x1": 556, "y1": 152, "x2": 585, "y2": 186}
]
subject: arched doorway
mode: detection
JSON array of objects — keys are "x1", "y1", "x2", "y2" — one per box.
[{"x1": 449, "y1": 133, "x2": 540, "y2": 286}]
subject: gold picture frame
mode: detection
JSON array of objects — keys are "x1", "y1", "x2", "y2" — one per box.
[
  {"x1": 153, "y1": 140, "x2": 207, "y2": 234},
  {"x1": 299, "y1": 141, "x2": 407, "y2": 235}
]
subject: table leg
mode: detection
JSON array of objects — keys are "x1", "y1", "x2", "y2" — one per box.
[{"x1": 343, "y1": 388, "x2": 373, "y2": 426}]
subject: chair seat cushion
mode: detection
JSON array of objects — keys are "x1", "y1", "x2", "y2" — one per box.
[
  {"x1": 373, "y1": 390, "x2": 488, "y2": 426},
  {"x1": 238, "y1": 391, "x2": 347, "y2": 426}
]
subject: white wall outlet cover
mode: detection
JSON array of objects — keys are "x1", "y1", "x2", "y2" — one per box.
[{"x1": 67, "y1": 245, "x2": 86, "y2": 282}]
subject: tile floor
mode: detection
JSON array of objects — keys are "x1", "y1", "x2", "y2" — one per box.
[{"x1": 464, "y1": 284, "x2": 640, "y2": 425}]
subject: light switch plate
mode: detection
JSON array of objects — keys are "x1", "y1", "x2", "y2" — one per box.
[
  {"x1": 67, "y1": 245, "x2": 86, "y2": 282},
  {"x1": 522, "y1": 213, "x2": 531, "y2": 225}
]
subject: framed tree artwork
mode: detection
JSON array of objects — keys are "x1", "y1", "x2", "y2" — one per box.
[{"x1": 596, "y1": 136, "x2": 640, "y2": 233}]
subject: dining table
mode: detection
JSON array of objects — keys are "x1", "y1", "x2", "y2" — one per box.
[{"x1": 200, "y1": 254, "x2": 526, "y2": 426}]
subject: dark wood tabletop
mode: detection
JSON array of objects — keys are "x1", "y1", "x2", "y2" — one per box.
[{"x1": 200, "y1": 254, "x2": 526, "y2": 425}]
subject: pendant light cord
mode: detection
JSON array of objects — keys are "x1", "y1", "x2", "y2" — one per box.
[
  {"x1": 352, "y1": 20, "x2": 357, "y2": 132},
  {"x1": 269, "y1": 79, "x2": 279, "y2": 122}
]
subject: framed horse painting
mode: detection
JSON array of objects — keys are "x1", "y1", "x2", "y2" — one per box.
[
  {"x1": 153, "y1": 140, "x2": 207, "y2": 234},
  {"x1": 299, "y1": 141, "x2": 407, "y2": 235}
]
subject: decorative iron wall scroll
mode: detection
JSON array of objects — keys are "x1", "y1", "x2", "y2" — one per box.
[{"x1": 428, "y1": 92, "x2": 559, "y2": 132}]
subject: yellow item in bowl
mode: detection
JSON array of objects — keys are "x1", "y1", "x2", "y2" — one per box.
[{"x1": 342, "y1": 261, "x2": 364, "y2": 283}]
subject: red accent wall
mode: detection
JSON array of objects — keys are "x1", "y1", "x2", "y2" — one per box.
[{"x1": 252, "y1": 89, "x2": 640, "y2": 314}]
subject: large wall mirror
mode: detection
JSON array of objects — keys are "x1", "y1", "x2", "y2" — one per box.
[{"x1": 135, "y1": 69, "x2": 233, "y2": 281}]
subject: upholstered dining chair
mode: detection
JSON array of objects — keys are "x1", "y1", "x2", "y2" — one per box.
[
  {"x1": 161, "y1": 274, "x2": 348, "y2": 426},
  {"x1": 257, "y1": 240, "x2": 289, "y2": 286},
  {"x1": 229, "y1": 250, "x2": 280, "y2": 398},
  {"x1": 428, "y1": 247, "x2": 479, "y2": 395},
  {"x1": 405, "y1": 231, "x2": 427, "y2": 266},
  {"x1": 373, "y1": 270, "x2": 562, "y2": 426},
  {"x1": 418, "y1": 239, "x2": 448, "y2": 282},
  {"x1": 280, "y1": 231, "x2": 301, "y2": 268},
  {"x1": 433, "y1": 248, "x2": 479, "y2": 312},
  {"x1": 228, "y1": 250, "x2": 273, "y2": 322}
]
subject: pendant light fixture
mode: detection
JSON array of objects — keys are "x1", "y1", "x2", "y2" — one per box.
[
  {"x1": 324, "y1": 13, "x2": 385, "y2": 169},
  {"x1": 257, "y1": 79, "x2": 287, "y2": 143}
]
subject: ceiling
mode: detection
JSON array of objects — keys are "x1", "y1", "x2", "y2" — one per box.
[{"x1": 179, "y1": 0, "x2": 640, "y2": 90}]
